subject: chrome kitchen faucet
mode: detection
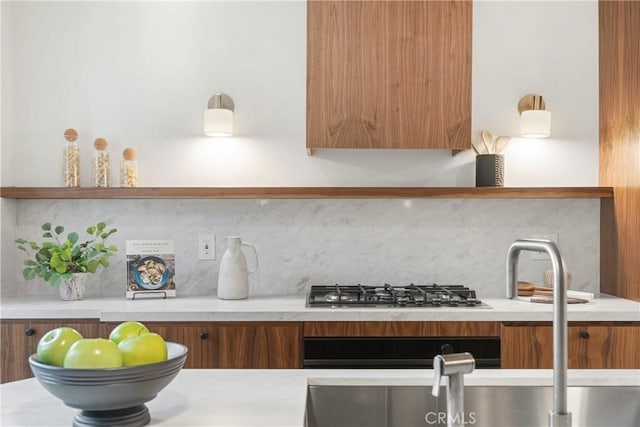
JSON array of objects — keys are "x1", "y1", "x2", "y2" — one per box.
[{"x1": 507, "y1": 239, "x2": 572, "y2": 427}]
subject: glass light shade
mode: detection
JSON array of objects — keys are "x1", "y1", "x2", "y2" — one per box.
[
  {"x1": 520, "y1": 110, "x2": 551, "y2": 138},
  {"x1": 204, "y1": 108, "x2": 233, "y2": 137}
]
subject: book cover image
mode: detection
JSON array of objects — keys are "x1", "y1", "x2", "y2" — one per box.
[{"x1": 126, "y1": 240, "x2": 176, "y2": 299}]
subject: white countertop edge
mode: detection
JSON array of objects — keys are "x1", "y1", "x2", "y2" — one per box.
[
  {"x1": 2, "y1": 369, "x2": 639, "y2": 427},
  {"x1": 1, "y1": 294, "x2": 639, "y2": 322},
  {"x1": 306, "y1": 369, "x2": 640, "y2": 387}
]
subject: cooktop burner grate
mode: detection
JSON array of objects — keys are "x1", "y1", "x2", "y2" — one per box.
[{"x1": 307, "y1": 283, "x2": 482, "y2": 308}]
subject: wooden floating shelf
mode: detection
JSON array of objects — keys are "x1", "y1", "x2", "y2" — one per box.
[{"x1": 0, "y1": 187, "x2": 613, "y2": 199}]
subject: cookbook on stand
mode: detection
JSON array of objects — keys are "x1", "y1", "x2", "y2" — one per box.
[{"x1": 125, "y1": 240, "x2": 176, "y2": 299}]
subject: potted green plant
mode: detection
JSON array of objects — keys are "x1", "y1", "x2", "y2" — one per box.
[{"x1": 15, "y1": 222, "x2": 118, "y2": 300}]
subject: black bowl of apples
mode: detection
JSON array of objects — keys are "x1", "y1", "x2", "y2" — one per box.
[{"x1": 28, "y1": 321, "x2": 187, "y2": 427}]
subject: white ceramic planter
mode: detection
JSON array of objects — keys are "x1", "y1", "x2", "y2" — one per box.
[{"x1": 59, "y1": 273, "x2": 87, "y2": 301}]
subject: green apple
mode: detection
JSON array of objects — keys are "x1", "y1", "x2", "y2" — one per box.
[
  {"x1": 36, "y1": 327, "x2": 84, "y2": 366},
  {"x1": 118, "y1": 332, "x2": 168, "y2": 367},
  {"x1": 108, "y1": 321, "x2": 150, "y2": 344},
  {"x1": 63, "y1": 338, "x2": 123, "y2": 369}
]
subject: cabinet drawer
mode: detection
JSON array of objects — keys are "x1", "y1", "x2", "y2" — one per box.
[
  {"x1": 501, "y1": 323, "x2": 640, "y2": 369},
  {"x1": 104, "y1": 322, "x2": 303, "y2": 369},
  {"x1": 1, "y1": 320, "x2": 99, "y2": 383}
]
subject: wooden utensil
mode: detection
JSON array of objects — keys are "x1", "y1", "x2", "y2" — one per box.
[
  {"x1": 471, "y1": 137, "x2": 488, "y2": 154},
  {"x1": 494, "y1": 136, "x2": 510, "y2": 154},
  {"x1": 517, "y1": 281, "x2": 536, "y2": 296},
  {"x1": 481, "y1": 130, "x2": 494, "y2": 154}
]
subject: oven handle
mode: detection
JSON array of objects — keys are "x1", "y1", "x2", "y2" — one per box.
[{"x1": 303, "y1": 358, "x2": 500, "y2": 368}]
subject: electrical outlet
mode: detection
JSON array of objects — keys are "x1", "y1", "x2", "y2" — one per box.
[
  {"x1": 198, "y1": 234, "x2": 215, "y2": 260},
  {"x1": 530, "y1": 233, "x2": 558, "y2": 260}
]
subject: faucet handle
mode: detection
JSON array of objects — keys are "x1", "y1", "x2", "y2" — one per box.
[
  {"x1": 432, "y1": 354, "x2": 444, "y2": 397},
  {"x1": 432, "y1": 353, "x2": 475, "y2": 397}
]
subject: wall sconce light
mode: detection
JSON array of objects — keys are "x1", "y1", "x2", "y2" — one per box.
[
  {"x1": 204, "y1": 93, "x2": 234, "y2": 137},
  {"x1": 518, "y1": 94, "x2": 551, "y2": 138}
]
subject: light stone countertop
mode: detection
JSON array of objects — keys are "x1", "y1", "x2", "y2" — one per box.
[
  {"x1": 0, "y1": 293, "x2": 639, "y2": 322},
  {"x1": 1, "y1": 369, "x2": 639, "y2": 426}
]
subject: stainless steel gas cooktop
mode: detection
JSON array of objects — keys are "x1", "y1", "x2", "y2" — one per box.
[{"x1": 306, "y1": 283, "x2": 484, "y2": 308}]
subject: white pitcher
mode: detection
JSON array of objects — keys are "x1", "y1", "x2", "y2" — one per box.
[{"x1": 217, "y1": 236, "x2": 258, "y2": 300}]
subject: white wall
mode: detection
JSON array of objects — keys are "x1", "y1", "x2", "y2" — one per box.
[
  {"x1": 1, "y1": 1, "x2": 13, "y2": 186},
  {"x1": 0, "y1": 1, "x2": 3, "y2": 295},
  {"x1": 0, "y1": 1, "x2": 12, "y2": 296},
  {"x1": 0, "y1": 0, "x2": 599, "y2": 187},
  {"x1": 473, "y1": 0, "x2": 599, "y2": 186},
  {"x1": 0, "y1": 1, "x2": 602, "y2": 298}
]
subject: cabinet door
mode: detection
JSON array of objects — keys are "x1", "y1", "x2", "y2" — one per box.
[
  {"x1": 1, "y1": 320, "x2": 99, "y2": 383},
  {"x1": 568, "y1": 325, "x2": 640, "y2": 368},
  {"x1": 501, "y1": 324, "x2": 640, "y2": 369},
  {"x1": 217, "y1": 324, "x2": 302, "y2": 369},
  {"x1": 307, "y1": 0, "x2": 472, "y2": 151},
  {"x1": 149, "y1": 323, "x2": 218, "y2": 369}
]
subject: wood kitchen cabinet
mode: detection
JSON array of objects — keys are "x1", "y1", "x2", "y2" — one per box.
[
  {"x1": 307, "y1": 0, "x2": 472, "y2": 152},
  {"x1": 599, "y1": 0, "x2": 640, "y2": 302},
  {"x1": 0, "y1": 320, "x2": 302, "y2": 383},
  {"x1": 0, "y1": 319, "x2": 99, "y2": 384},
  {"x1": 101, "y1": 321, "x2": 303, "y2": 369},
  {"x1": 501, "y1": 323, "x2": 640, "y2": 369}
]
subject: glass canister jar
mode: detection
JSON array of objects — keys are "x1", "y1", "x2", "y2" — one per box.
[
  {"x1": 92, "y1": 137, "x2": 111, "y2": 187},
  {"x1": 63, "y1": 128, "x2": 80, "y2": 187},
  {"x1": 120, "y1": 147, "x2": 138, "y2": 187}
]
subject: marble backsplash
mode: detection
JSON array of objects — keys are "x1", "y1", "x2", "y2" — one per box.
[{"x1": 2, "y1": 198, "x2": 600, "y2": 299}]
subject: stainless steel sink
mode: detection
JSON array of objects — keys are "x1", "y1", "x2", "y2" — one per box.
[{"x1": 305, "y1": 385, "x2": 640, "y2": 427}]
